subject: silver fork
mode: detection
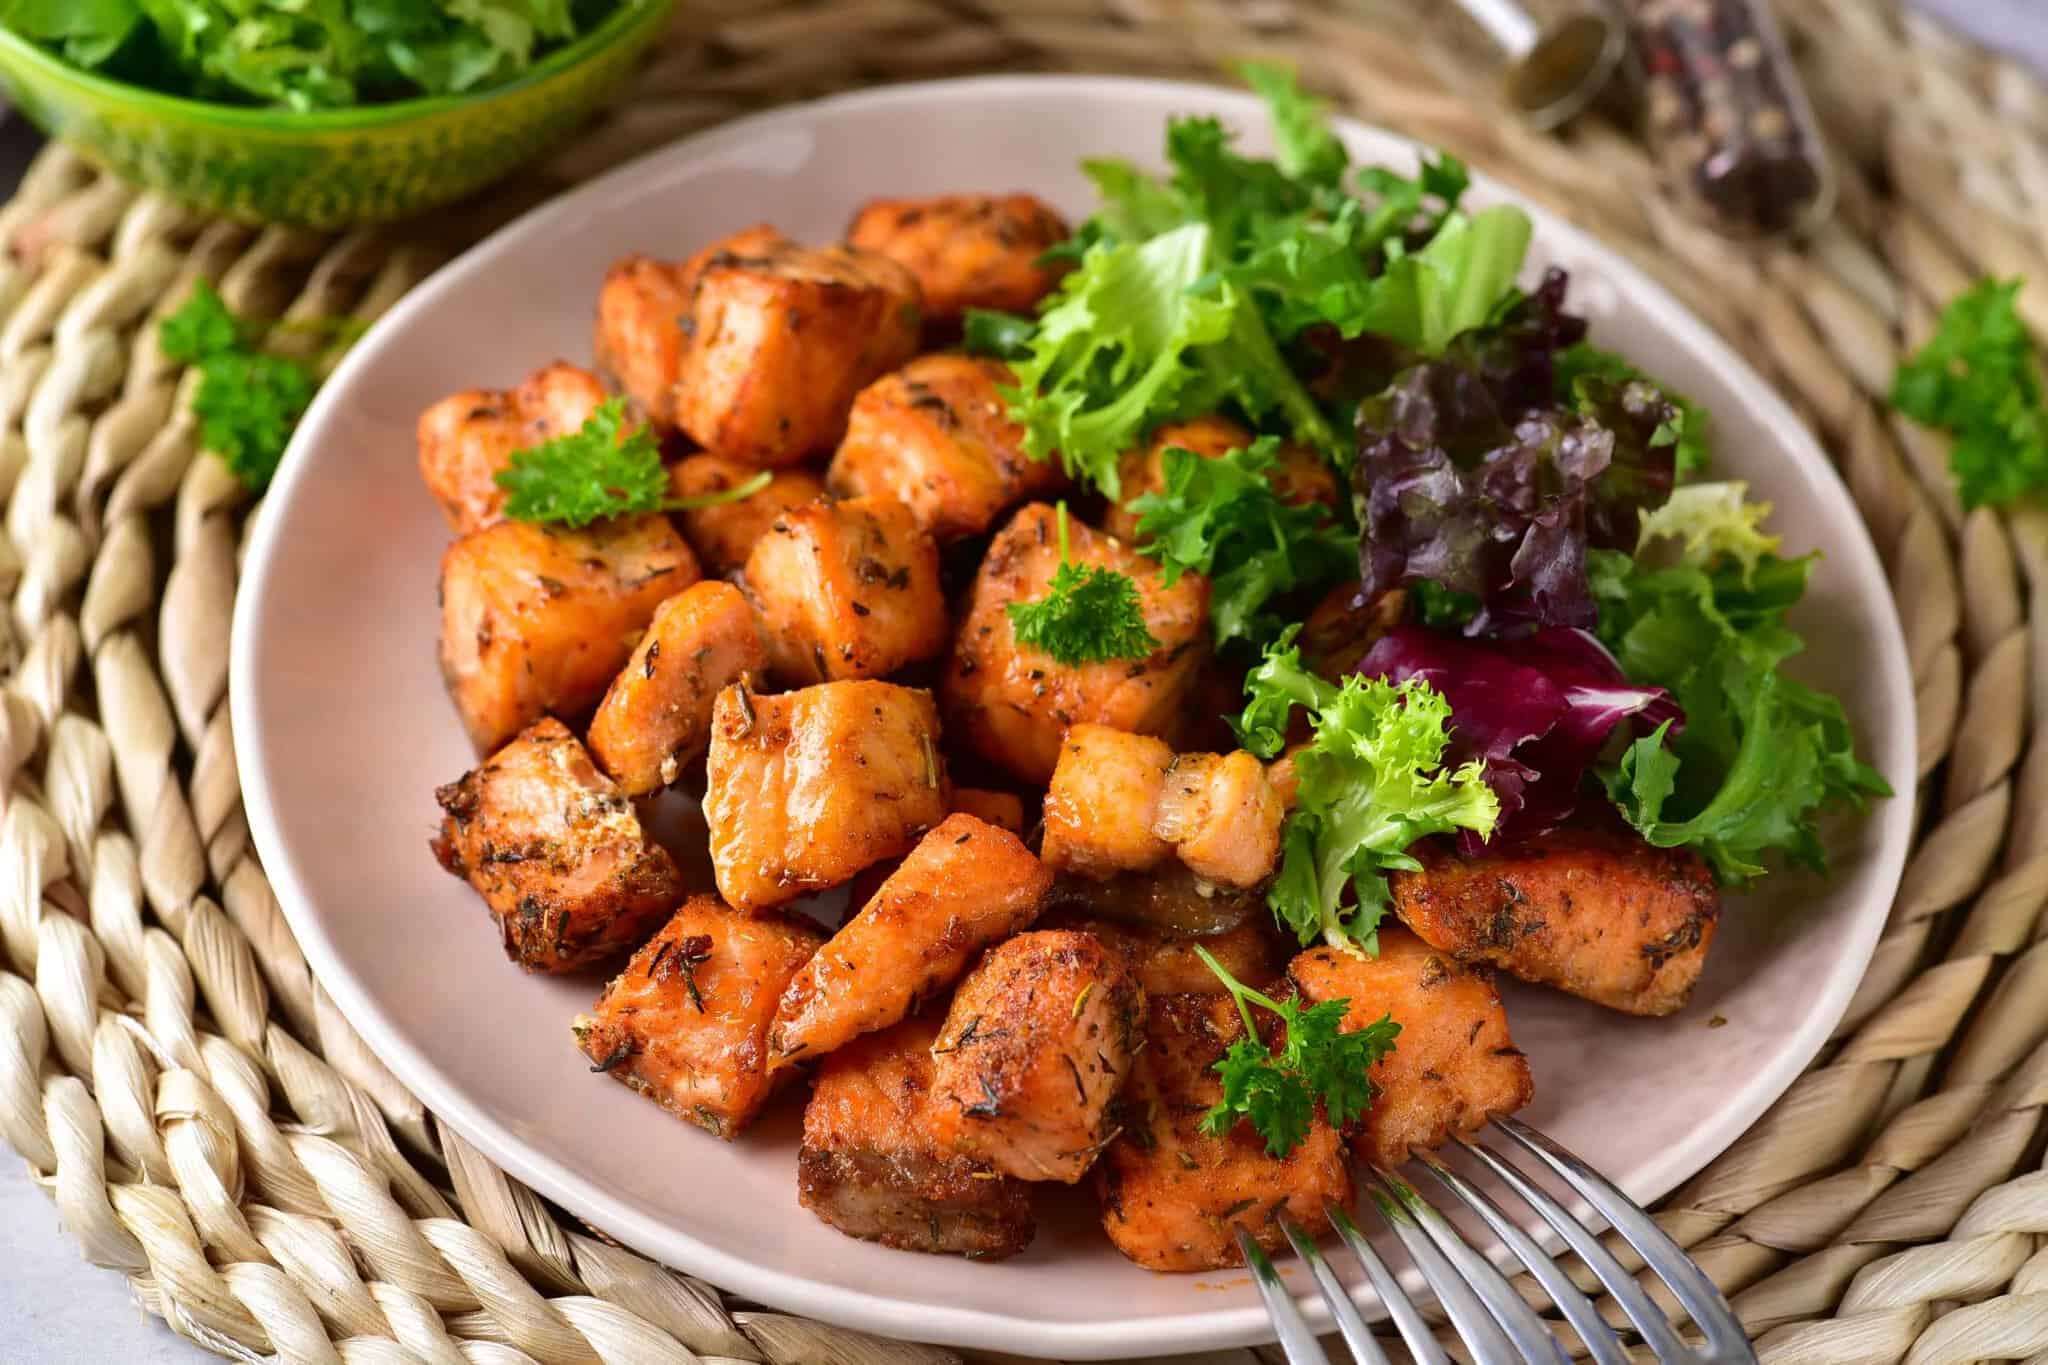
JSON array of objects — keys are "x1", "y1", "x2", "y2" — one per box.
[{"x1": 1238, "y1": 1117, "x2": 1755, "y2": 1364}]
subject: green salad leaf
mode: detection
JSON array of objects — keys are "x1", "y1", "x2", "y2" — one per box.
[
  {"x1": 1891, "y1": 278, "x2": 2048, "y2": 508},
  {"x1": 1235, "y1": 633, "x2": 1500, "y2": 952},
  {"x1": 1126, "y1": 435, "x2": 1354, "y2": 647},
  {"x1": 1591, "y1": 510, "x2": 1890, "y2": 883},
  {"x1": 1634, "y1": 480, "x2": 1781, "y2": 581},
  {"x1": 1196, "y1": 946, "x2": 1398, "y2": 1158}
]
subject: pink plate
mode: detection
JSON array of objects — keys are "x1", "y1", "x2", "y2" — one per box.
[{"x1": 233, "y1": 76, "x2": 1916, "y2": 1359}]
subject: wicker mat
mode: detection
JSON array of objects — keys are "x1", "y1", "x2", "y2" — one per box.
[{"x1": 1, "y1": 0, "x2": 2043, "y2": 1360}]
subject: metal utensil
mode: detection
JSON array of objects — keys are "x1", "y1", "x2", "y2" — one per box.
[
  {"x1": 1453, "y1": 0, "x2": 1633, "y2": 130},
  {"x1": 1239, "y1": 1117, "x2": 1756, "y2": 1364}
]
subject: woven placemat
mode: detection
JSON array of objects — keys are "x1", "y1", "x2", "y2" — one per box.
[{"x1": 0, "y1": 0, "x2": 2042, "y2": 1360}]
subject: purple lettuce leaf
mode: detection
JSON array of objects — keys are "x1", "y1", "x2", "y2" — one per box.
[{"x1": 1356, "y1": 624, "x2": 1682, "y2": 845}]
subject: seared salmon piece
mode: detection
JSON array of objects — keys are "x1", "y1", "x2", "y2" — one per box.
[
  {"x1": 702, "y1": 680, "x2": 948, "y2": 912},
  {"x1": 1299, "y1": 580, "x2": 1408, "y2": 682},
  {"x1": 574, "y1": 895, "x2": 821, "y2": 1138},
  {"x1": 438, "y1": 514, "x2": 699, "y2": 753},
  {"x1": 1094, "y1": 993, "x2": 1351, "y2": 1272},
  {"x1": 1041, "y1": 725, "x2": 1173, "y2": 879},
  {"x1": 1288, "y1": 929, "x2": 1534, "y2": 1169},
  {"x1": 432, "y1": 718, "x2": 680, "y2": 972},
  {"x1": 1148, "y1": 750, "x2": 1284, "y2": 888},
  {"x1": 592, "y1": 225, "x2": 786, "y2": 429},
  {"x1": 587, "y1": 582, "x2": 767, "y2": 796},
  {"x1": 769, "y1": 813, "x2": 1051, "y2": 1070},
  {"x1": 943, "y1": 504, "x2": 1210, "y2": 784},
  {"x1": 1102, "y1": 414, "x2": 1340, "y2": 544},
  {"x1": 825, "y1": 355, "x2": 1066, "y2": 541},
  {"x1": 929, "y1": 930, "x2": 1142, "y2": 1183},
  {"x1": 799, "y1": 1012, "x2": 1035, "y2": 1259},
  {"x1": 951, "y1": 787, "x2": 1026, "y2": 833},
  {"x1": 1042, "y1": 726, "x2": 1283, "y2": 889},
  {"x1": 667, "y1": 454, "x2": 827, "y2": 575},
  {"x1": 676, "y1": 228, "x2": 921, "y2": 465},
  {"x1": 1390, "y1": 820, "x2": 1721, "y2": 1017},
  {"x1": 417, "y1": 361, "x2": 609, "y2": 535},
  {"x1": 743, "y1": 495, "x2": 948, "y2": 685},
  {"x1": 845, "y1": 193, "x2": 1070, "y2": 327}
]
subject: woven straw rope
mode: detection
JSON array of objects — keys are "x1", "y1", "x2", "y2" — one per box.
[{"x1": 0, "y1": 1, "x2": 2042, "y2": 1360}]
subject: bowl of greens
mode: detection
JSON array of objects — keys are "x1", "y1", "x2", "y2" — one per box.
[{"x1": 0, "y1": 0, "x2": 677, "y2": 228}]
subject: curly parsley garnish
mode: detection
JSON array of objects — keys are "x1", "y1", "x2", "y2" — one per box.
[
  {"x1": 160, "y1": 280, "x2": 319, "y2": 493},
  {"x1": 494, "y1": 398, "x2": 769, "y2": 528},
  {"x1": 1006, "y1": 504, "x2": 1160, "y2": 665},
  {"x1": 1196, "y1": 947, "x2": 1399, "y2": 1158},
  {"x1": 1891, "y1": 278, "x2": 2048, "y2": 508}
]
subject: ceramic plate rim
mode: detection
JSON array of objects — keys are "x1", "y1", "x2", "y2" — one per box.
[{"x1": 232, "y1": 72, "x2": 1916, "y2": 1359}]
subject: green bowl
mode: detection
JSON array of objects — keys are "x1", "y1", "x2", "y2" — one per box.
[{"x1": 0, "y1": 1, "x2": 678, "y2": 229}]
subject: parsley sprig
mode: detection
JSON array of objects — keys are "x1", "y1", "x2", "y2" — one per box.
[
  {"x1": 494, "y1": 398, "x2": 770, "y2": 528},
  {"x1": 1196, "y1": 947, "x2": 1399, "y2": 1158},
  {"x1": 1891, "y1": 278, "x2": 2048, "y2": 508},
  {"x1": 160, "y1": 280, "x2": 320, "y2": 492},
  {"x1": 1006, "y1": 504, "x2": 1160, "y2": 665}
]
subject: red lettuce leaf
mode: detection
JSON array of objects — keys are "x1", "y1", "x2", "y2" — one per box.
[{"x1": 1356, "y1": 624, "x2": 1682, "y2": 846}]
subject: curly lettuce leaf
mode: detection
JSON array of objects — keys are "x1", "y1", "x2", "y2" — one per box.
[
  {"x1": 1005, "y1": 223, "x2": 1335, "y2": 493},
  {"x1": 1635, "y1": 481, "x2": 1781, "y2": 581},
  {"x1": 1555, "y1": 341, "x2": 1713, "y2": 478},
  {"x1": 1235, "y1": 634, "x2": 1500, "y2": 952},
  {"x1": 1591, "y1": 536, "x2": 1889, "y2": 883}
]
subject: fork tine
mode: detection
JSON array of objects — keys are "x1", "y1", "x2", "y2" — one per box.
[
  {"x1": 1376, "y1": 1170, "x2": 1573, "y2": 1365},
  {"x1": 1493, "y1": 1118, "x2": 1750, "y2": 1360},
  {"x1": 1363, "y1": 1180, "x2": 1525, "y2": 1365},
  {"x1": 1459, "y1": 1134, "x2": 1692, "y2": 1358},
  {"x1": 1236, "y1": 1227, "x2": 1330, "y2": 1365},
  {"x1": 1417, "y1": 1154, "x2": 1633, "y2": 1365},
  {"x1": 1329, "y1": 1203, "x2": 1453, "y2": 1365},
  {"x1": 1279, "y1": 1218, "x2": 1393, "y2": 1365}
]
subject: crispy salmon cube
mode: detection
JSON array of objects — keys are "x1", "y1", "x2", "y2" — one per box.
[
  {"x1": 592, "y1": 226, "x2": 786, "y2": 429},
  {"x1": 1101, "y1": 415, "x2": 1341, "y2": 544},
  {"x1": 1391, "y1": 819, "x2": 1720, "y2": 1016},
  {"x1": 574, "y1": 895, "x2": 822, "y2": 1138},
  {"x1": 1052, "y1": 913, "x2": 1284, "y2": 1000},
  {"x1": 929, "y1": 930, "x2": 1142, "y2": 1183},
  {"x1": 1043, "y1": 727, "x2": 1282, "y2": 888},
  {"x1": 942, "y1": 503, "x2": 1210, "y2": 784},
  {"x1": 1094, "y1": 993, "x2": 1352, "y2": 1272},
  {"x1": 769, "y1": 813, "x2": 1050, "y2": 1069},
  {"x1": 438, "y1": 514, "x2": 700, "y2": 754},
  {"x1": 1041, "y1": 725, "x2": 1174, "y2": 879},
  {"x1": 667, "y1": 454, "x2": 827, "y2": 575},
  {"x1": 743, "y1": 495, "x2": 948, "y2": 685},
  {"x1": 432, "y1": 718, "x2": 681, "y2": 972},
  {"x1": 951, "y1": 787, "x2": 1026, "y2": 833},
  {"x1": 1299, "y1": 580, "x2": 1408, "y2": 682},
  {"x1": 676, "y1": 230, "x2": 921, "y2": 466},
  {"x1": 703, "y1": 680, "x2": 948, "y2": 911},
  {"x1": 587, "y1": 582, "x2": 767, "y2": 796},
  {"x1": 799, "y1": 1012, "x2": 1036, "y2": 1259},
  {"x1": 825, "y1": 355, "x2": 1067, "y2": 541},
  {"x1": 845, "y1": 193, "x2": 1070, "y2": 327},
  {"x1": 1150, "y1": 750, "x2": 1285, "y2": 888},
  {"x1": 1288, "y1": 929, "x2": 1534, "y2": 1169},
  {"x1": 417, "y1": 361, "x2": 609, "y2": 536}
]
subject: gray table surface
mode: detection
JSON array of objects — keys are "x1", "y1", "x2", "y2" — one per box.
[{"x1": 1, "y1": 4, "x2": 2042, "y2": 1361}]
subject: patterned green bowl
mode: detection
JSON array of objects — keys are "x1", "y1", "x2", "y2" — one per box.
[{"x1": 0, "y1": 1, "x2": 678, "y2": 229}]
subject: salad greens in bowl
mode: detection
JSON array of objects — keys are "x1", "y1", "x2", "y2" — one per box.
[{"x1": 0, "y1": 0, "x2": 676, "y2": 226}]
